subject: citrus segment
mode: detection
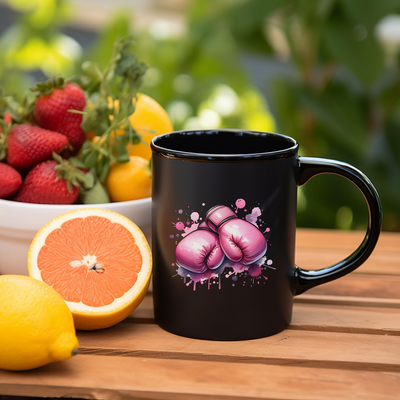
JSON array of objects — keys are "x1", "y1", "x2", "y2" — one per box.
[
  {"x1": 37, "y1": 216, "x2": 140, "y2": 306},
  {"x1": 28, "y1": 208, "x2": 152, "y2": 330}
]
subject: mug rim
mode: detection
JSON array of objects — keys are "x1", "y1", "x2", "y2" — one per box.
[{"x1": 151, "y1": 129, "x2": 299, "y2": 161}]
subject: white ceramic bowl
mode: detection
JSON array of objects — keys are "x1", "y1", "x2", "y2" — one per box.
[{"x1": 0, "y1": 197, "x2": 152, "y2": 276}]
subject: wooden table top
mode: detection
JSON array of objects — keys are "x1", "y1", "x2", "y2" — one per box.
[{"x1": 1, "y1": 228, "x2": 399, "y2": 400}]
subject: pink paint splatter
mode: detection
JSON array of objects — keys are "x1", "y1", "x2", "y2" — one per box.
[
  {"x1": 248, "y1": 264, "x2": 262, "y2": 277},
  {"x1": 175, "y1": 264, "x2": 225, "y2": 291},
  {"x1": 175, "y1": 222, "x2": 185, "y2": 231},
  {"x1": 245, "y1": 207, "x2": 262, "y2": 226},
  {"x1": 182, "y1": 223, "x2": 199, "y2": 237},
  {"x1": 236, "y1": 198, "x2": 246, "y2": 208},
  {"x1": 190, "y1": 212, "x2": 199, "y2": 222},
  {"x1": 234, "y1": 198, "x2": 246, "y2": 213},
  {"x1": 173, "y1": 200, "x2": 274, "y2": 290}
]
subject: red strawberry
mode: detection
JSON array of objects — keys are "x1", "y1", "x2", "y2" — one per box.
[
  {"x1": 0, "y1": 113, "x2": 11, "y2": 135},
  {"x1": 15, "y1": 160, "x2": 80, "y2": 204},
  {"x1": 6, "y1": 124, "x2": 70, "y2": 171},
  {"x1": 3, "y1": 112, "x2": 12, "y2": 124},
  {"x1": 0, "y1": 162, "x2": 22, "y2": 199},
  {"x1": 33, "y1": 78, "x2": 86, "y2": 152}
]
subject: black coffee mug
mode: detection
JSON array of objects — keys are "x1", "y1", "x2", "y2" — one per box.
[{"x1": 150, "y1": 130, "x2": 382, "y2": 340}]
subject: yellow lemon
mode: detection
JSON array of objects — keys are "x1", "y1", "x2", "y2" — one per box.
[
  {"x1": 0, "y1": 275, "x2": 79, "y2": 371},
  {"x1": 105, "y1": 156, "x2": 151, "y2": 202},
  {"x1": 87, "y1": 94, "x2": 173, "y2": 161},
  {"x1": 127, "y1": 93, "x2": 174, "y2": 160},
  {"x1": 28, "y1": 208, "x2": 152, "y2": 330}
]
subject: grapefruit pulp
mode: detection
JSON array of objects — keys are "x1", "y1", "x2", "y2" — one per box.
[{"x1": 28, "y1": 208, "x2": 152, "y2": 330}]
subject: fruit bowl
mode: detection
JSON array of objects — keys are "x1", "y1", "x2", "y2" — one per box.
[{"x1": 0, "y1": 197, "x2": 151, "y2": 276}]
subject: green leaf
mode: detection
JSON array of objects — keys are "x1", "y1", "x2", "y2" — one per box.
[
  {"x1": 115, "y1": 153, "x2": 130, "y2": 163},
  {"x1": 269, "y1": 77, "x2": 302, "y2": 142},
  {"x1": 298, "y1": 82, "x2": 367, "y2": 154},
  {"x1": 81, "y1": 93, "x2": 109, "y2": 132},
  {"x1": 226, "y1": 0, "x2": 293, "y2": 36},
  {"x1": 315, "y1": 0, "x2": 336, "y2": 19},
  {"x1": 79, "y1": 179, "x2": 110, "y2": 204},
  {"x1": 385, "y1": 115, "x2": 400, "y2": 165},
  {"x1": 83, "y1": 150, "x2": 99, "y2": 169},
  {"x1": 52, "y1": 152, "x2": 63, "y2": 163},
  {"x1": 373, "y1": 70, "x2": 400, "y2": 116},
  {"x1": 81, "y1": 61, "x2": 103, "y2": 82},
  {"x1": 83, "y1": 175, "x2": 95, "y2": 190},
  {"x1": 339, "y1": 0, "x2": 400, "y2": 30},
  {"x1": 99, "y1": 159, "x2": 111, "y2": 182},
  {"x1": 31, "y1": 76, "x2": 64, "y2": 95},
  {"x1": 113, "y1": 137, "x2": 129, "y2": 157},
  {"x1": 68, "y1": 156, "x2": 87, "y2": 169},
  {"x1": 323, "y1": 14, "x2": 385, "y2": 85}
]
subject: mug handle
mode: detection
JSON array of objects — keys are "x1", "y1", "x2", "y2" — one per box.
[{"x1": 294, "y1": 157, "x2": 383, "y2": 295}]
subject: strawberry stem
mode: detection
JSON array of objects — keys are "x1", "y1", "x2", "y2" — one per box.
[
  {"x1": 31, "y1": 76, "x2": 65, "y2": 95},
  {"x1": 0, "y1": 120, "x2": 12, "y2": 161},
  {"x1": 67, "y1": 109, "x2": 87, "y2": 115},
  {"x1": 52, "y1": 153, "x2": 94, "y2": 193},
  {"x1": 78, "y1": 36, "x2": 147, "y2": 182}
]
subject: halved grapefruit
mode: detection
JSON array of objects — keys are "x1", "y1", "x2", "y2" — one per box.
[{"x1": 28, "y1": 208, "x2": 152, "y2": 330}]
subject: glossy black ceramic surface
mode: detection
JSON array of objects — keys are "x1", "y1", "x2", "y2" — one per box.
[{"x1": 150, "y1": 130, "x2": 382, "y2": 340}]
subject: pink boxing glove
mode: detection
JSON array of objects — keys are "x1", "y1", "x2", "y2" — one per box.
[
  {"x1": 175, "y1": 222, "x2": 225, "y2": 274},
  {"x1": 205, "y1": 205, "x2": 267, "y2": 265}
]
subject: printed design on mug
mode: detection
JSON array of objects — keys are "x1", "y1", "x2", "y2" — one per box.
[{"x1": 170, "y1": 199, "x2": 275, "y2": 291}]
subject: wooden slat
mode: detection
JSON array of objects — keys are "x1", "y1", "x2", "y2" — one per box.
[
  {"x1": 296, "y1": 229, "x2": 400, "y2": 276},
  {"x1": 296, "y1": 229, "x2": 400, "y2": 253},
  {"x1": 296, "y1": 248, "x2": 400, "y2": 275},
  {"x1": 290, "y1": 303, "x2": 400, "y2": 335},
  {"x1": 128, "y1": 294, "x2": 400, "y2": 335},
  {"x1": 1, "y1": 354, "x2": 399, "y2": 400},
  {"x1": 296, "y1": 293, "x2": 400, "y2": 308},
  {"x1": 306, "y1": 274, "x2": 400, "y2": 299},
  {"x1": 76, "y1": 323, "x2": 400, "y2": 372},
  {"x1": 1, "y1": 229, "x2": 399, "y2": 400}
]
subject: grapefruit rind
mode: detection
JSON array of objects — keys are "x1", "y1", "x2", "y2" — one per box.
[{"x1": 27, "y1": 208, "x2": 152, "y2": 330}]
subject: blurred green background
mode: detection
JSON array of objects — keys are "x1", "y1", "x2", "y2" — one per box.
[{"x1": 1, "y1": 0, "x2": 399, "y2": 231}]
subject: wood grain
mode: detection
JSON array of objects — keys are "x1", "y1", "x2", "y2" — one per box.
[
  {"x1": 127, "y1": 293, "x2": 400, "y2": 335},
  {"x1": 296, "y1": 229, "x2": 400, "y2": 252},
  {"x1": 296, "y1": 248, "x2": 400, "y2": 275},
  {"x1": 306, "y1": 274, "x2": 400, "y2": 299},
  {"x1": 295, "y1": 293, "x2": 400, "y2": 308},
  {"x1": 1, "y1": 354, "x2": 399, "y2": 400},
  {"x1": 1, "y1": 228, "x2": 399, "y2": 400},
  {"x1": 76, "y1": 323, "x2": 400, "y2": 372},
  {"x1": 295, "y1": 229, "x2": 400, "y2": 275},
  {"x1": 290, "y1": 302, "x2": 400, "y2": 335}
]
